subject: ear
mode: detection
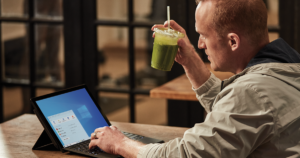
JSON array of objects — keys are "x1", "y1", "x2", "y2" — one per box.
[{"x1": 227, "y1": 33, "x2": 240, "y2": 51}]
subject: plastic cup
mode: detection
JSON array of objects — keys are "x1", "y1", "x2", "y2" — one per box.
[{"x1": 151, "y1": 28, "x2": 184, "y2": 71}]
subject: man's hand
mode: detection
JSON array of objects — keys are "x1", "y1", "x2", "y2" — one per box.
[
  {"x1": 89, "y1": 126, "x2": 124, "y2": 155},
  {"x1": 151, "y1": 20, "x2": 197, "y2": 67},
  {"x1": 89, "y1": 126, "x2": 146, "y2": 158},
  {"x1": 152, "y1": 20, "x2": 211, "y2": 89}
]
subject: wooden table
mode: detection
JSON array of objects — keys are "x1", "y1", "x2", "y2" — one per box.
[
  {"x1": 0, "y1": 114, "x2": 188, "y2": 158},
  {"x1": 150, "y1": 63, "x2": 234, "y2": 101}
]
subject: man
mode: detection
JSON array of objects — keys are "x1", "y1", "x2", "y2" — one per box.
[{"x1": 89, "y1": 0, "x2": 300, "y2": 157}]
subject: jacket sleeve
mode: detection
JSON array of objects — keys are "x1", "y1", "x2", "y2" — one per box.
[
  {"x1": 192, "y1": 73, "x2": 222, "y2": 113},
  {"x1": 137, "y1": 79, "x2": 275, "y2": 158}
]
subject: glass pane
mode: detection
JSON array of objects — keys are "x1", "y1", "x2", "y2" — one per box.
[
  {"x1": 135, "y1": 95, "x2": 167, "y2": 125},
  {"x1": 2, "y1": 22, "x2": 29, "y2": 82},
  {"x1": 1, "y1": 0, "x2": 28, "y2": 17},
  {"x1": 134, "y1": 28, "x2": 166, "y2": 90},
  {"x1": 97, "y1": 26, "x2": 129, "y2": 89},
  {"x1": 134, "y1": 0, "x2": 166, "y2": 23},
  {"x1": 35, "y1": 24, "x2": 64, "y2": 86},
  {"x1": 3, "y1": 86, "x2": 25, "y2": 121},
  {"x1": 99, "y1": 92, "x2": 129, "y2": 122},
  {"x1": 266, "y1": 0, "x2": 278, "y2": 26},
  {"x1": 96, "y1": 0, "x2": 127, "y2": 21},
  {"x1": 34, "y1": 0, "x2": 63, "y2": 20},
  {"x1": 269, "y1": 32, "x2": 279, "y2": 42}
]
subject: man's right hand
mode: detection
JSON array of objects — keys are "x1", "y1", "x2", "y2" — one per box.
[{"x1": 151, "y1": 20, "x2": 198, "y2": 67}]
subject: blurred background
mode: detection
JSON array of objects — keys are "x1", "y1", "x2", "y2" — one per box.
[{"x1": 0, "y1": 0, "x2": 299, "y2": 127}]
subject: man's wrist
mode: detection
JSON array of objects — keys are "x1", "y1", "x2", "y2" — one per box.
[
  {"x1": 116, "y1": 137, "x2": 146, "y2": 158},
  {"x1": 182, "y1": 50, "x2": 210, "y2": 89},
  {"x1": 182, "y1": 49, "x2": 204, "y2": 73},
  {"x1": 180, "y1": 44, "x2": 198, "y2": 67},
  {"x1": 181, "y1": 47, "x2": 201, "y2": 67}
]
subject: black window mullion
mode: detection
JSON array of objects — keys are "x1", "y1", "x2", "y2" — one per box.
[
  {"x1": 28, "y1": 0, "x2": 36, "y2": 113},
  {"x1": 294, "y1": 0, "x2": 300, "y2": 52},
  {"x1": 82, "y1": 0, "x2": 97, "y2": 99},
  {"x1": 63, "y1": 0, "x2": 84, "y2": 88},
  {"x1": 268, "y1": 25, "x2": 280, "y2": 33},
  {"x1": 279, "y1": 0, "x2": 295, "y2": 50},
  {"x1": 128, "y1": 0, "x2": 135, "y2": 123},
  {"x1": 129, "y1": 26, "x2": 135, "y2": 123},
  {"x1": 0, "y1": 17, "x2": 63, "y2": 24},
  {"x1": 0, "y1": 22, "x2": 3, "y2": 123},
  {"x1": 0, "y1": 1, "x2": 2, "y2": 121}
]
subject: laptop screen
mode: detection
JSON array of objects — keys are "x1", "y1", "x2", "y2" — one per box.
[{"x1": 35, "y1": 88, "x2": 109, "y2": 147}]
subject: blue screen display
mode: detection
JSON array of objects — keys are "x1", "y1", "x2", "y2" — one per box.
[{"x1": 36, "y1": 88, "x2": 109, "y2": 147}]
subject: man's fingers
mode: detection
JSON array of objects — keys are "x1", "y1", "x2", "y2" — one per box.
[
  {"x1": 91, "y1": 133, "x2": 96, "y2": 140},
  {"x1": 89, "y1": 139, "x2": 98, "y2": 149},
  {"x1": 110, "y1": 125, "x2": 117, "y2": 130},
  {"x1": 178, "y1": 38, "x2": 186, "y2": 47},
  {"x1": 151, "y1": 24, "x2": 165, "y2": 31},
  {"x1": 94, "y1": 126, "x2": 107, "y2": 133},
  {"x1": 152, "y1": 21, "x2": 186, "y2": 34},
  {"x1": 164, "y1": 20, "x2": 186, "y2": 34},
  {"x1": 89, "y1": 132, "x2": 104, "y2": 149},
  {"x1": 94, "y1": 128, "x2": 102, "y2": 133},
  {"x1": 96, "y1": 131, "x2": 103, "y2": 138},
  {"x1": 95, "y1": 126, "x2": 117, "y2": 133}
]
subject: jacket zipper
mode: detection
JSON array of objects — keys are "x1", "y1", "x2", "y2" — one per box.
[{"x1": 221, "y1": 81, "x2": 224, "y2": 91}]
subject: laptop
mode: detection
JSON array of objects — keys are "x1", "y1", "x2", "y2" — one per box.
[{"x1": 31, "y1": 85, "x2": 164, "y2": 158}]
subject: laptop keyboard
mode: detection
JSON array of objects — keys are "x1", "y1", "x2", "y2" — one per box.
[
  {"x1": 67, "y1": 140, "x2": 103, "y2": 155},
  {"x1": 66, "y1": 131, "x2": 145, "y2": 157},
  {"x1": 122, "y1": 131, "x2": 145, "y2": 140}
]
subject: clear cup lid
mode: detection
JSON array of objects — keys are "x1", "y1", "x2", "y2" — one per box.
[{"x1": 154, "y1": 28, "x2": 185, "y2": 39}]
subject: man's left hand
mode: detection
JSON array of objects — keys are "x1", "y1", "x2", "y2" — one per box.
[
  {"x1": 89, "y1": 126, "x2": 145, "y2": 158},
  {"x1": 89, "y1": 126, "x2": 126, "y2": 155}
]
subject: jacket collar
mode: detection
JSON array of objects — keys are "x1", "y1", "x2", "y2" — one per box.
[
  {"x1": 246, "y1": 38, "x2": 300, "y2": 68},
  {"x1": 220, "y1": 38, "x2": 300, "y2": 90}
]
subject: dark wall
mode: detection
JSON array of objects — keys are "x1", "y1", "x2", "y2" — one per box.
[
  {"x1": 166, "y1": 0, "x2": 205, "y2": 127},
  {"x1": 279, "y1": 0, "x2": 300, "y2": 53}
]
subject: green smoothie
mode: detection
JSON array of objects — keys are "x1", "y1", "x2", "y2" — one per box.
[
  {"x1": 151, "y1": 44, "x2": 178, "y2": 71},
  {"x1": 151, "y1": 28, "x2": 184, "y2": 71}
]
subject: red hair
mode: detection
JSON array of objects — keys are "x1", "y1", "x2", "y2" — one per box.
[{"x1": 196, "y1": 0, "x2": 268, "y2": 44}]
